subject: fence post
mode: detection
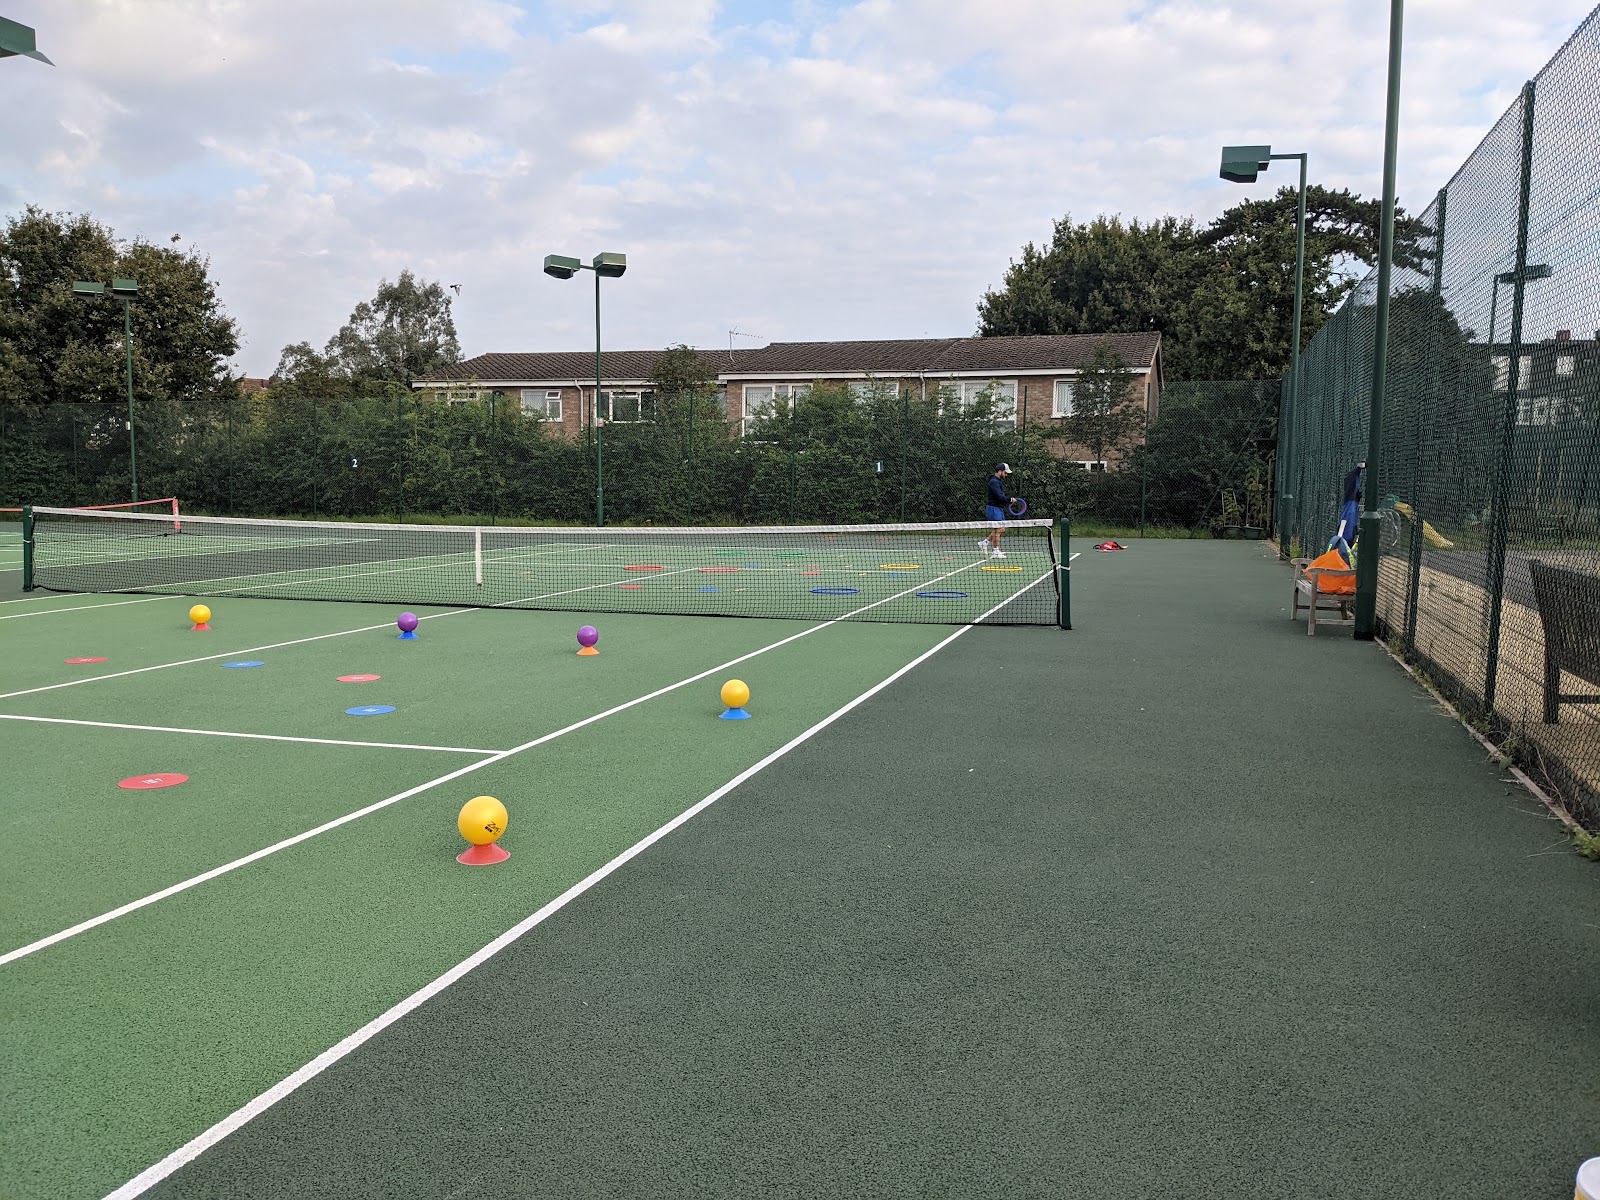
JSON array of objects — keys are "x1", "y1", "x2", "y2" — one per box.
[
  {"x1": 488, "y1": 394, "x2": 499, "y2": 526},
  {"x1": 1484, "y1": 80, "x2": 1537, "y2": 711},
  {"x1": 1405, "y1": 185, "x2": 1448, "y2": 654},
  {"x1": 686, "y1": 388, "x2": 695, "y2": 523},
  {"x1": 1056, "y1": 517, "x2": 1071, "y2": 629},
  {"x1": 899, "y1": 386, "x2": 909, "y2": 522},
  {"x1": 789, "y1": 393, "x2": 798, "y2": 522}
]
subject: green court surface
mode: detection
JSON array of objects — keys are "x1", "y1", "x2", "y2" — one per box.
[{"x1": 1, "y1": 538, "x2": 1596, "y2": 1199}]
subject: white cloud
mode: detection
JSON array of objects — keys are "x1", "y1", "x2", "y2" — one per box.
[{"x1": 0, "y1": 0, "x2": 1593, "y2": 374}]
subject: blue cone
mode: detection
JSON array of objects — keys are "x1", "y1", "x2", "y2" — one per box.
[{"x1": 720, "y1": 708, "x2": 751, "y2": 720}]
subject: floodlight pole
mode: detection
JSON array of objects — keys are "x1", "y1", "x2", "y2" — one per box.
[
  {"x1": 1218, "y1": 144, "x2": 1308, "y2": 557},
  {"x1": 73, "y1": 278, "x2": 140, "y2": 501},
  {"x1": 544, "y1": 251, "x2": 626, "y2": 527},
  {"x1": 1353, "y1": 0, "x2": 1405, "y2": 639}
]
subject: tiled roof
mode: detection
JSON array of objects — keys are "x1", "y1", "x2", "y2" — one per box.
[{"x1": 417, "y1": 333, "x2": 1160, "y2": 385}]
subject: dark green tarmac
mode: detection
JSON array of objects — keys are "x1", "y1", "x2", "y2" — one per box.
[{"x1": 121, "y1": 541, "x2": 1599, "y2": 1199}]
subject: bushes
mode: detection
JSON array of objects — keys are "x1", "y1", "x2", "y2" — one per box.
[{"x1": 1, "y1": 379, "x2": 1280, "y2": 529}]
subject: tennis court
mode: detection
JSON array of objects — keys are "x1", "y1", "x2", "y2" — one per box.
[{"x1": 1, "y1": 520, "x2": 1596, "y2": 1199}]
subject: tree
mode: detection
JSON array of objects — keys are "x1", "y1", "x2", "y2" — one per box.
[
  {"x1": 1057, "y1": 344, "x2": 1142, "y2": 467},
  {"x1": 978, "y1": 189, "x2": 1427, "y2": 381},
  {"x1": 276, "y1": 270, "x2": 460, "y2": 390},
  {"x1": 0, "y1": 206, "x2": 239, "y2": 408}
]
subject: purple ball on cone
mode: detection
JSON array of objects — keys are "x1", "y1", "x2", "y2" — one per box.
[
  {"x1": 577, "y1": 625, "x2": 599, "y2": 648},
  {"x1": 397, "y1": 612, "x2": 419, "y2": 633}
]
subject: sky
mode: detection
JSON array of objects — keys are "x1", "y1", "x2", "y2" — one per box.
[{"x1": 1, "y1": 0, "x2": 1593, "y2": 377}]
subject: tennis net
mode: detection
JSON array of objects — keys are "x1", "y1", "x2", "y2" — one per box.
[{"x1": 23, "y1": 508, "x2": 1065, "y2": 626}]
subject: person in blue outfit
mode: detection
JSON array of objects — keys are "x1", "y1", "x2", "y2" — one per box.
[{"x1": 980, "y1": 463, "x2": 1014, "y2": 559}]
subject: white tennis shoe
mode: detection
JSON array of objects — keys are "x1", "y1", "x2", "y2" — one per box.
[
  {"x1": 992, "y1": 549, "x2": 1006, "y2": 559},
  {"x1": 976, "y1": 538, "x2": 990, "y2": 557}
]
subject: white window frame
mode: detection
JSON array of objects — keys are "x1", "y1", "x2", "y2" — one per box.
[
  {"x1": 945, "y1": 379, "x2": 1017, "y2": 428},
  {"x1": 520, "y1": 389, "x2": 562, "y2": 420},
  {"x1": 1053, "y1": 380, "x2": 1075, "y2": 418},
  {"x1": 599, "y1": 389, "x2": 655, "y2": 424},
  {"x1": 1076, "y1": 460, "x2": 1107, "y2": 472},
  {"x1": 1556, "y1": 355, "x2": 1576, "y2": 377},
  {"x1": 445, "y1": 389, "x2": 487, "y2": 406},
  {"x1": 741, "y1": 383, "x2": 809, "y2": 435},
  {"x1": 1492, "y1": 356, "x2": 1510, "y2": 392}
]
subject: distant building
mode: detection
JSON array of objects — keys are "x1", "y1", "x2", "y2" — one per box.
[
  {"x1": 415, "y1": 332, "x2": 1163, "y2": 469},
  {"x1": 236, "y1": 376, "x2": 271, "y2": 395},
  {"x1": 1488, "y1": 330, "x2": 1599, "y2": 426}
]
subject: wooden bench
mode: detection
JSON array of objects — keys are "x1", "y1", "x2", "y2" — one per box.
[
  {"x1": 1527, "y1": 561, "x2": 1600, "y2": 723},
  {"x1": 1292, "y1": 557, "x2": 1356, "y2": 636}
]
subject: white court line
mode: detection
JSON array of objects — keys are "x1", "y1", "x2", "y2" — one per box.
[
  {"x1": 101, "y1": 575, "x2": 1049, "y2": 1200},
  {"x1": 0, "y1": 609, "x2": 477, "y2": 701},
  {"x1": 0, "y1": 594, "x2": 174, "y2": 619},
  {"x1": 0, "y1": 714, "x2": 497, "y2": 755},
  {"x1": 0, "y1": 560, "x2": 988, "y2": 967}
]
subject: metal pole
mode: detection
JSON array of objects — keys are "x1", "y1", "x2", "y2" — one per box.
[
  {"x1": 1484, "y1": 80, "x2": 1538, "y2": 709},
  {"x1": 1056, "y1": 516, "x2": 1071, "y2": 629},
  {"x1": 22, "y1": 504, "x2": 34, "y2": 590},
  {"x1": 1277, "y1": 152, "x2": 1308, "y2": 557},
  {"x1": 594, "y1": 269, "x2": 605, "y2": 528},
  {"x1": 789, "y1": 390, "x2": 798, "y2": 522},
  {"x1": 1354, "y1": 0, "x2": 1405, "y2": 639},
  {"x1": 123, "y1": 298, "x2": 138, "y2": 502},
  {"x1": 1405, "y1": 185, "x2": 1448, "y2": 654},
  {"x1": 687, "y1": 384, "x2": 695, "y2": 522},
  {"x1": 1488, "y1": 279, "x2": 1500, "y2": 348},
  {"x1": 900, "y1": 384, "x2": 909, "y2": 521}
]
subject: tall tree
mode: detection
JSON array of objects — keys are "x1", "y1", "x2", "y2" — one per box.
[
  {"x1": 978, "y1": 188, "x2": 1425, "y2": 381},
  {"x1": 1056, "y1": 344, "x2": 1143, "y2": 467},
  {"x1": 0, "y1": 206, "x2": 238, "y2": 408},
  {"x1": 278, "y1": 270, "x2": 460, "y2": 391}
]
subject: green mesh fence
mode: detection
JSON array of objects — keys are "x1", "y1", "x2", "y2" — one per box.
[{"x1": 1281, "y1": 6, "x2": 1600, "y2": 829}]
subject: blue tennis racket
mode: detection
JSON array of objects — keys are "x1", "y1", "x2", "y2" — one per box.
[{"x1": 1007, "y1": 498, "x2": 1028, "y2": 516}]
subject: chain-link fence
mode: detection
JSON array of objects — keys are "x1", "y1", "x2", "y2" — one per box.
[
  {"x1": 1280, "y1": 5, "x2": 1600, "y2": 828},
  {"x1": 0, "y1": 379, "x2": 1280, "y2": 532}
]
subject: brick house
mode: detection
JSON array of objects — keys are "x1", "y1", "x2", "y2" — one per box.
[{"x1": 415, "y1": 332, "x2": 1162, "y2": 468}]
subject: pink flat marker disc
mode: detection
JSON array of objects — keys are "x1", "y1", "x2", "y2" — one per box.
[
  {"x1": 618, "y1": 583, "x2": 642, "y2": 590},
  {"x1": 337, "y1": 674, "x2": 381, "y2": 683},
  {"x1": 65, "y1": 657, "x2": 108, "y2": 664},
  {"x1": 119, "y1": 773, "x2": 188, "y2": 790}
]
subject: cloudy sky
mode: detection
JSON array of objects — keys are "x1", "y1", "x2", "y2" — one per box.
[{"x1": 1, "y1": 0, "x2": 1592, "y2": 376}]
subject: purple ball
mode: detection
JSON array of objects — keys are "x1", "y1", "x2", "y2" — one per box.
[
  {"x1": 397, "y1": 612, "x2": 419, "y2": 633},
  {"x1": 577, "y1": 625, "x2": 599, "y2": 648}
]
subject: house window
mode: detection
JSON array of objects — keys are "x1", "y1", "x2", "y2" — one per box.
[
  {"x1": 849, "y1": 379, "x2": 896, "y2": 404},
  {"x1": 742, "y1": 383, "x2": 809, "y2": 433},
  {"x1": 1492, "y1": 356, "x2": 1509, "y2": 392},
  {"x1": 445, "y1": 390, "x2": 486, "y2": 405},
  {"x1": 520, "y1": 389, "x2": 562, "y2": 420},
  {"x1": 945, "y1": 379, "x2": 1017, "y2": 427},
  {"x1": 1520, "y1": 355, "x2": 1533, "y2": 384},
  {"x1": 1076, "y1": 460, "x2": 1107, "y2": 472},
  {"x1": 1556, "y1": 354, "x2": 1575, "y2": 377},
  {"x1": 1053, "y1": 380, "x2": 1075, "y2": 418},
  {"x1": 600, "y1": 389, "x2": 655, "y2": 423}
]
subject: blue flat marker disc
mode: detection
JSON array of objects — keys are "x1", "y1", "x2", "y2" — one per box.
[
  {"x1": 222, "y1": 660, "x2": 265, "y2": 668},
  {"x1": 698, "y1": 586, "x2": 721, "y2": 592},
  {"x1": 810, "y1": 587, "x2": 860, "y2": 595},
  {"x1": 916, "y1": 591, "x2": 969, "y2": 600},
  {"x1": 345, "y1": 705, "x2": 396, "y2": 716}
]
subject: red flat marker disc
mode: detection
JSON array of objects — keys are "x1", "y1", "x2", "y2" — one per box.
[
  {"x1": 618, "y1": 583, "x2": 642, "y2": 590},
  {"x1": 65, "y1": 656, "x2": 108, "y2": 664},
  {"x1": 119, "y1": 773, "x2": 188, "y2": 790},
  {"x1": 698, "y1": 566, "x2": 740, "y2": 573},
  {"x1": 337, "y1": 674, "x2": 381, "y2": 683},
  {"x1": 623, "y1": 564, "x2": 664, "y2": 571}
]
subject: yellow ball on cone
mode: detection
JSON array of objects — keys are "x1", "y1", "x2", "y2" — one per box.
[{"x1": 457, "y1": 795, "x2": 510, "y2": 865}]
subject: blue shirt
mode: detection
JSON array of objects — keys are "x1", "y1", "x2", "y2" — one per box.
[{"x1": 988, "y1": 474, "x2": 1008, "y2": 508}]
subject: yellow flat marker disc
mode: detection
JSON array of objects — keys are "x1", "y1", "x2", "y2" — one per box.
[
  {"x1": 880, "y1": 564, "x2": 920, "y2": 571},
  {"x1": 981, "y1": 564, "x2": 1023, "y2": 572}
]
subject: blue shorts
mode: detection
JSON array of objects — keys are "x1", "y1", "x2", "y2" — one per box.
[{"x1": 985, "y1": 505, "x2": 1006, "y2": 524}]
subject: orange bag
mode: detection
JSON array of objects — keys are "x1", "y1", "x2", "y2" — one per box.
[{"x1": 1306, "y1": 548, "x2": 1356, "y2": 594}]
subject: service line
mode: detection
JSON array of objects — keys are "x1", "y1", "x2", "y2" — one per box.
[{"x1": 0, "y1": 713, "x2": 497, "y2": 755}]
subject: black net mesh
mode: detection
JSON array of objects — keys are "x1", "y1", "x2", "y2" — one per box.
[
  {"x1": 26, "y1": 507, "x2": 1062, "y2": 627},
  {"x1": 1281, "y1": 8, "x2": 1600, "y2": 828}
]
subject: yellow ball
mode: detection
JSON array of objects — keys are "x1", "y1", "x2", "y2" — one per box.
[
  {"x1": 720, "y1": 679, "x2": 750, "y2": 709},
  {"x1": 189, "y1": 604, "x2": 211, "y2": 625},
  {"x1": 457, "y1": 795, "x2": 508, "y2": 846}
]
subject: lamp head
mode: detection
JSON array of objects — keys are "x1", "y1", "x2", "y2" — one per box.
[
  {"x1": 543, "y1": 254, "x2": 580, "y2": 280},
  {"x1": 1220, "y1": 144, "x2": 1272, "y2": 184},
  {"x1": 72, "y1": 281, "x2": 105, "y2": 299},
  {"x1": 0, "y1": 16, "x2": 52, "y2": 64},
  {"x1": 109, "y1": 278, "x2": 139, "y2": 298},
  {"x1": 592, "y1": 252, "x2": 626, "y2": 278}
]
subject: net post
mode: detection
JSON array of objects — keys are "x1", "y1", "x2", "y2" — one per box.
[
  {"x1": 22, "y1": 504, "x2": 35, "y2": 590},
  {"x1": 474, "y1": 527, "x2": 484, "y2": 587},
  {"x1": 170, "y1": 496, "x2": 181, "y2": 533},
  {"x1": 1056, "y1": 517, "x2": 1071, "y2": 629}
]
